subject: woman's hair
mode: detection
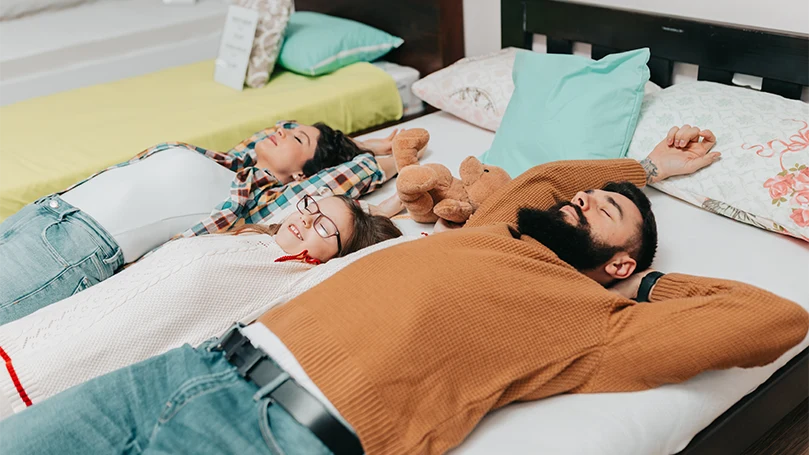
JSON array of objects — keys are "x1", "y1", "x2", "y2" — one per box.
[
  {"x1": 302, "y1": 123, "x2": 367, "y2": 177},
  {"x1": 231, "y1": 195, "x2": 402, "y2": 259}
]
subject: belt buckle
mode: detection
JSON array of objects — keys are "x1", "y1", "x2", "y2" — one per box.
[{"x1": 214, "y1": 322, "x2": 246, "y2": 354}]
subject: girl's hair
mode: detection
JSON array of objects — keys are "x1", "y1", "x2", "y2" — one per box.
[
  {"x1": 231, "y1": 195, "x2": 402, "y2": 259},
  {"x1": 302, "y1": 123, "x2": 367, "y2": 177}
]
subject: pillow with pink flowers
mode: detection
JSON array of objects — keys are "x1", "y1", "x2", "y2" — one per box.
[{"x1": 626, "y1": 81, "x2": 809, "y2": 241}]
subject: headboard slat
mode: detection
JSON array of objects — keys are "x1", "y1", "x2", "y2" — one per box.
[
  {"x1": 295, "y1": 0, "x2": 464, "y2": 77},
  {"x1": 503, "y1": 0, "x2": 808, "y2": 98}
]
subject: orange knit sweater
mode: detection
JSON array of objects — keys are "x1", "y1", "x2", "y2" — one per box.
[{"x1": 258, "y1": 159, "x2": 809, "y2": 455}]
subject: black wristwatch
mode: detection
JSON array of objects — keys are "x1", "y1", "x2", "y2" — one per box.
[{"x1": 634, "y1": 271, "x2": 665, "y2": 303}]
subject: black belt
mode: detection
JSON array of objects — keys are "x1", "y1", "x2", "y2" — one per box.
[{"x1": 214, "y1": 326, "x2": 363, "y2": 455}]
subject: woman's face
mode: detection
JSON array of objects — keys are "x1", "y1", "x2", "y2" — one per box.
[
  {"x1": 254, "y1": 122, "x2": 320, "y2": 184},
  {"x1": 274, "y1": 196, "x2": 355, "y2": 262}
]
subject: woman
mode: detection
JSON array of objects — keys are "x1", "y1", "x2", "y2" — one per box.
[
  {"x1": 0, "y1": 194, "x2": 414, "y2": 419},
  {"x1": 0, "y1": 121, "x2": 411, "y2": 324}
]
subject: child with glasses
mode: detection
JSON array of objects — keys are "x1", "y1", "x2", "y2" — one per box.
[
  {"x1": 0, "y1": 194, "x2": 413, "y2": 418},
  {"x1": 0, "y1": 121, "x2": 413, "y2": 325}
]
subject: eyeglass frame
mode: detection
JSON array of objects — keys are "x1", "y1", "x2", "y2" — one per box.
[{"x1": 295, "y1": 195, "x2": 342, "y2": 255}]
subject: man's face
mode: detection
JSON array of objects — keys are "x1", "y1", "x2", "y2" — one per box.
[{"x1": 517, "y1": 189, "x2": 643, "y2": 272}]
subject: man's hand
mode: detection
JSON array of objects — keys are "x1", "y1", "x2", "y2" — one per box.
[
  {"x1": 608, "y1": 269, "x2": 658, "y2": 300},
  {"x1": 358, "y1": 129, "x2": 404, "y2": 156},
  {"x1": 640, "y1": 125, "x2": 721, "y2": 184}
]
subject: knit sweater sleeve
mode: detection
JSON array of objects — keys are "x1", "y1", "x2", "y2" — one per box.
[
  {"x1": 584, "y1": 274, "x2": 809, "y2": 392},
  {"x1": 465, "y1": 159, "x2": 647, "y2": 228}
]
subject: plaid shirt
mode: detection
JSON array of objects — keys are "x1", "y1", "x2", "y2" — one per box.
[{"x1": 58, "y1": 124, "x2": 385, "y2": 238}]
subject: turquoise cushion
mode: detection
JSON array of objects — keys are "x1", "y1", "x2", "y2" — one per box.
[
  {"x1": 481, "y1": 48, "x2": 650, "y2": 177},
  {"x1": 278, "y1": 12, "x2": 403, "y2": 76}
]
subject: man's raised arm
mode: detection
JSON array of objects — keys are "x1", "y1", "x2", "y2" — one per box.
[{"x1": 465, "y1": 125, "x2": 721, "y2": 228}]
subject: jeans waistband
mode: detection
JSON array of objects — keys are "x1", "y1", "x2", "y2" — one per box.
[{"x1": 34, "y1": 195, "x2": 123, "y2": 266}]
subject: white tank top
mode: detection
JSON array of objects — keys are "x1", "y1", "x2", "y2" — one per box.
[{"x1": 61, "y1": 147, "x2": 235, "y2": 263}]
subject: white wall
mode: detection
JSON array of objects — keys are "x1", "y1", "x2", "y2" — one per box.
[{"x1": 463, "y1": 0, "x2": 809, "y2": 58}]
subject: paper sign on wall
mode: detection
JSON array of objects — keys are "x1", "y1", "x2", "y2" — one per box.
[{"x1": 214, "y1": 5, "x2": 259, "y2": 90}]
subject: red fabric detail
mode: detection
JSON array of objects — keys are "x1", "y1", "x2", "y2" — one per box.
[
  {"x1": 274, "y1": 250, "x2": 323, "y2": 265},
  {"x1": 0, "y1": 346, "x2": 32, "y2": 407}
]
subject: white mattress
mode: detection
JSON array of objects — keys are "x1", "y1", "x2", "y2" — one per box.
[
  {"x1": 0, "y1": 0, "x2": 229, "y2": 106},
  {"x1": 357, "y1": 112, "x2": 809, "y2": 455}
]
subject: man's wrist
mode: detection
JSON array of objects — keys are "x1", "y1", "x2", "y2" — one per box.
[
  {"x1": 635, "y1": 271, "x2": 666, "y2": 302},
  {"x1": 639, "y1": 157, "x2": 662, "y2": 184}
]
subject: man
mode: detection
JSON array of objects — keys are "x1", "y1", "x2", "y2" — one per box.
[{"x1": 2, "y1": 125, "x2": 807, "y2": 455}]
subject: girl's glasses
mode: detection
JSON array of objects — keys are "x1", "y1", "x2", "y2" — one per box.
[{"x1": 295, "y1": 195, "x2": 342, "y2": 255}]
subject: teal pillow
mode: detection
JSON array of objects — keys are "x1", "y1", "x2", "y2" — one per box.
[
  {"x1": 481, "y1": 48, "x2": 650, "y2": 177},
  {"x1": 278, "y1": 12, "x2": 404, "y2": 76}
]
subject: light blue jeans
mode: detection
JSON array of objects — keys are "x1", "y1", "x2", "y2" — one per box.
[
  {"x1": 0, "y1": 339, "x2": 335, "y2": 455},
  {"x1": 0, "y1": 195, "x2": 123, "y2": 325}
]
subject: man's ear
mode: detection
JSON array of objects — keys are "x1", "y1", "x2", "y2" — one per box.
[{"x1": 604, "y1": 252, "x2": 637, "y2": 280}]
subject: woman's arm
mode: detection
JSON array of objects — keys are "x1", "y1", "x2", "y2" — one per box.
[
  {"x1": 352, "y1": 129, "x2": 402, "y2": 156},
  {"x1": 368, "y1": 193, "x2": 404, "y2": 218}
]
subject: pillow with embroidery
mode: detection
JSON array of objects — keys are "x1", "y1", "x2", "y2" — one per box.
[
  {"x1": 626, "y1": 81, "x2": 809, "y2": 241},
  {"x1": 411, "y1": 48, "x2": 520, "y2": 131},
  {"x1": 232, "y1": 0, "x2": 294, "y2": 89}
]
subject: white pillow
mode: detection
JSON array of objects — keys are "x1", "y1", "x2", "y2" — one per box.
[
  {"x1": 412, "y1": 48, "x2": 519, "y2": 131},
  {"x1": 627, "y1": 81, "x2": 809, "y2": 241},
  {"x1": 412, "y1": 47, "x2": 662, "y2": 132}
]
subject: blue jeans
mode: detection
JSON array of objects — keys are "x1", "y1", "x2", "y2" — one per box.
[
  {"x1": 0, "y1": 195, "x2": 123, "y2": 325},
  {"x1": 0, "y1": 339, "x2": 334, "y2": 455}
]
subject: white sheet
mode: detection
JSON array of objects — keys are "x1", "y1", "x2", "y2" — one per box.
[{"x1": 357, "y1": 112, "x2": 809, "y2": 455}]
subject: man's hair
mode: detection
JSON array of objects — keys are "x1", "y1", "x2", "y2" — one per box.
[
  {"x1": 302, "y1": 123, "x2": 366, "y2": 177},
  {"x1": 602, "y1": 181, "x2": 657, "y2": 271}
]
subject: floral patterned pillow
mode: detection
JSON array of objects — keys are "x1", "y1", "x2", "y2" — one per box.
[
  {"x1": 627, "y1": 82, "x2": 809, "y2": 241},
  {"x1": 233, "y1": 0, "x2": 294, "y2": 89}
]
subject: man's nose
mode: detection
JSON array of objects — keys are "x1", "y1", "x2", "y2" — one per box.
[{"x1": 573, "y1": 191, "x2": 590, "y2": 210}]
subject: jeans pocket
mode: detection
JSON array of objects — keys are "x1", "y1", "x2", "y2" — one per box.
[
  {"x1": 157, "y1": 369, "x2": 240, "y2": 425},
  {"x1": 41, "y1": 217, "x2": 101, "y2": 267}
]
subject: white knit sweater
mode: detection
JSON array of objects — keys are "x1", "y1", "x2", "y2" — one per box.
[{"x1": 0, "y1": 233, "x2": 416, "y2": 418}]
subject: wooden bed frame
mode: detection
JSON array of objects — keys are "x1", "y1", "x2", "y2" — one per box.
[
  {"x1": 298, "y1": 0, "x2": 465, "y2": 132},
  {"x1": 297, "y1": 0, "x2": 464, "y2": 80},
  {"x1": 501, "y1": 0, "x2": 808, "y2": 453}
]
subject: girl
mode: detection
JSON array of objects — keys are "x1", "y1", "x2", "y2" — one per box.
[
  {"x1": 0, "y1": 122, "x2": 409, "y2": 324},
  {"x1": 0, "y1": 194, "x2": 413, "y2": 419}
]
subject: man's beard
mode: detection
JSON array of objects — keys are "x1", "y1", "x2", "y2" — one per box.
[{"x1": 517, "y1": 201, "x2": 620, "y2": 271}]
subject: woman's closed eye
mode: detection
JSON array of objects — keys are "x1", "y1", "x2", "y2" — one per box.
[{"x1": 294, "y1": 135, "x2": 302, "y2": 144}]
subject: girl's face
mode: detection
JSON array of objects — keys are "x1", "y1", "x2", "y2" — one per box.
[
  {"x1": 275, "y1": 196, "x2": 355, "y2": 262},
  {"x1": 254, "y1": 122, "x2": 320, "y2": 184}
]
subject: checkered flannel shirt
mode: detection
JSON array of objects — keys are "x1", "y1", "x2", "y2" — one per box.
[{"x1": 57, "y1": 124, "x2": 385, "y2": 238}]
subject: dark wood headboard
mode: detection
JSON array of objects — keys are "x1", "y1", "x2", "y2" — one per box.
[
  {"x1": 295, "y1": 0, "x2": 465, "y2": 77},
  {"x1": 501, "y1": 0, "x2": 809, "y2": 99}
]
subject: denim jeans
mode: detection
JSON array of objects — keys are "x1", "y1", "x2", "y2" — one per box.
[
  {"x1": 0, "y1": 339, "x2": 334, "y2": 455},
  {"x1": 0, "y1": 195, "x2": 123, "y2": 325}
]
